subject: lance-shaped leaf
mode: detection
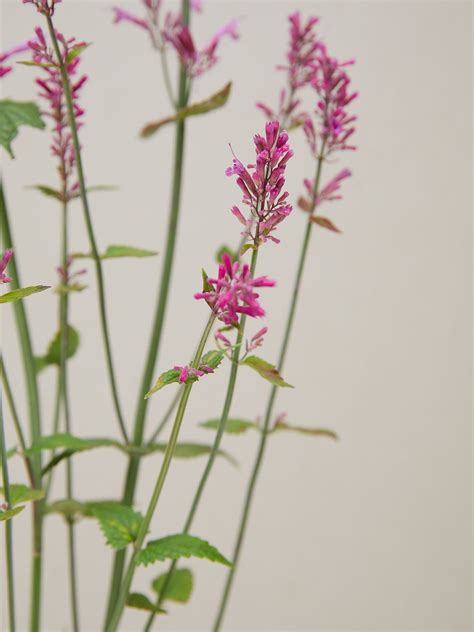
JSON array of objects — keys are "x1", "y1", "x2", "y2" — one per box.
[
  {"x1": 27, "y1": 183, "x2": 116, "y2": 202},
  {"x1": 215, "y1": 244, "x2": 236, "y2": 263},
  {"x1": 0, "y1": 99, "x2": 45, "y2": 158},
  {"x1": 310, "y1": 215, "x2": 342, "y2": 233},
  {"x1": 273, "y1": 421, "x2": 339, "y2": 440},
  {"x1": 152, "y1": 568, "x2": 193, "y2": 604},
  {"x1": 126, "y1": 593, "x2": 166, "y2": 614},
  {"x1": 35, "y1": 325, "x2": 80, "y2": 372},
  {"x1": 240, "y1": 355, "x2": 293, "y2": 387},
  {"x1": 145, "y1": 442, "x2": 237, "y2": 465},
  {"x1": 65, "y1": 42, "x2": 91, "y2": 64},
  {"x1": 136, "y1": 534, "x2": 231, "y2": 567},
  {"x1": 91, "y1": 502, "x2": 144, "y2": 550},
  {"x1": 141, "y1": 82, "x2": 232, "y2": 138},
  {"x1": 200, "y1": 350, "x2": 225, "y2": 370},
  {"x1": 199, "y1": 418, "x2": 258, "y2": 435},
  {"x1": 0, "y1": 285, "x2": 49, "y2": 304},
  {"x1": 72, "y1": 244, "x2": 157, "y2": 260},
  {"x1": 0, "y1": 506, "x2": 25, "y2": 522}
]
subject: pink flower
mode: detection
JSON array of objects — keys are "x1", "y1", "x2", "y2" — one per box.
[
  {"x1": 22, "y1": 0, "x2": 61, "y2": 17},
  {"x1": 27, "y1": 28, "x2": 87, "y2": 201},
  {"x1": 173, "y1": 363, "x2": 214, "y2": 383},
  {"x1": 195, "y1": 254, "x2": 275, "y2": 325},
  {"x1": 0, "y1": 42, "x2": 29, "y2": 78},
  {"x1": 0, "y1": 250, "x2": 13, "y2": 284},
  {"x1": 226, "y1": 121, "x2": 294, "y2": 245},
  {"x1": 245, "y1": 326, "x2": 268, "y2": 354},
  {"x1": 164, "y1": 17, "x2": 238, "y2": 77},
  {"x1": 112, "y1": 7, "x2": 149, "y2": 31}
]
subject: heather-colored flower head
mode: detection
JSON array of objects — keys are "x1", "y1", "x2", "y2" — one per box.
[
  {"x1": 0, "y1": 250, "x2": 13, "y2": 284},
  {"x1": 0, "y1": 43, "x2": 29, "y2": 78},
  {"x1": 226, "y1": 121, "x2": 294, "y2": 245},
  {"x1": 28, "y1": 27, "x2": 87, "y2": 201},
  {"x1": 22, "y1": 0, "x2": 60, "y2": 17},
  {"x1": 174, "y1": 363, "x2": 214, "y2": 384},
  {"x1": 245, "y1": 326, "x2": 268, "y2": 355},
  {"x1": 195, "y1": 254, "x2": 275, "y2": 325}
]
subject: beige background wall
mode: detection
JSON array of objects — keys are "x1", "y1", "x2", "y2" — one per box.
[{"x1": 1, "y1": 1, "x2": 472, "y2": 630}]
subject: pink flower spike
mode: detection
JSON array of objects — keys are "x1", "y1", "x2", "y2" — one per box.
[
  {"x1": 0, "y1": 42, "x2": 30, "y2": 78},
  {"x1": 112, "y1": 7, "x2": 149, "y2": 31},
  {"x1": 316, "y1": 168, "x2": 352, "y2": 207},
  {"x1": 22, "y1": 0, "x2": 61, "y2": 17},
  {"x1": 0, "y1": 249, "x2": 13, "y2": 284}
]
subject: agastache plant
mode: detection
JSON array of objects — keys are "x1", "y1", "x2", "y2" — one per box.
[{"x1": 0, "y1": 4, "x2": 358, "y2": 631}]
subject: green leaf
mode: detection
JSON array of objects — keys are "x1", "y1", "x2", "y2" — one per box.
[
  {"x1": 215, "y1": 244, "x2": 236, "y2": 263},
  {"x1": 72, "y1": 244, "x2": 157, "y2": 260},
  {"x1": 26, "y1": 184, "x2": 63, "y2": 200},
  {"x1": 91, "y1": 502, "x2": 143, "y2": 550},
  {"x1": 145, "y1": 442, "x2": 236, "y2": 465},
  {"x1": 200, "y1": 350, "x2": 225, "y2": 370},
  {"x1": 145, "y1": 369, "x2": 181, "y2": 398},
  {"x1": 199, "y1": 418, "x2": 258, "y2": 434},
  {"x1": 65, "y1": 43, "x2": 91, "y2": 64},
  {"x1": 0, "y1": 505, "x2": 25, "y2": 522},
  {"x1": 29, "y1": 433, "x2": 119, "y2": 453},
  {"x1": 201, "y1": 268, "x2": 213, "y2": 294},
  {"x1": 0, "y1": 285, "x2": 49, "y2": 304},
  {"x1": 274, "y1": 421, "x2": 338, "y2": 440},
  {"x1": 240, "y1": 243, "x2": 257, "y2": 256},
  {"x1": 45, "y1": 499, "x2": 93, "y2": 520},
  {"x1": 136, "y1": 534, "x2": 231, "y2": 567},
  {"x1": 126, "y1": 592, "x2": 166, "y2": 614},
  {"x1": 151, "y1": 568, "x2": 193, "y2": 604},
  {"x1": 310, "y1": 216, "x2": 342, "y2": 233},
  {"x1": 0, "y1": 99, "x2": 45, "y2": 158},
  {"x1": 36, "y1": 325, "x2": 80, "y2": 372},
  {"x1": 16, "y1": 60, "x2": 55, "y2": 69},
  {"x1": 4, "y1": 484, "x2": 45, "y2": 506},
  {"x1": 141, "y1": 82, "x2": 232, "y2": 138},
  {"x1": 240, "y1": 355, "x2": 293, "y2": 387}
]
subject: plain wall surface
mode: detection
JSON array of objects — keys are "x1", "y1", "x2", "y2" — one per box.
[{"x1": 1, "y1": 1, "x2": 472, "y2": 630}]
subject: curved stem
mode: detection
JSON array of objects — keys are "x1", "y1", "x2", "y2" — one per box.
[
  {"x1": 0, "y1": 181, "x2": 44, "y2": 632},
  {"x1": 107, "y1": 314, "x2": 215, "y2": 632},
  {"x1": 0, "y1": 372, "x2": 16, "y2": 631},
  {"x1": 213, "y1": 152, "x2": 326, "y2": 630},
  {"x1": 144, "y1": 249, "x2": 259, "y2": 631},
  {"x1": 0, "y1": 358, "x2": 34, "y2": 486},
  {"x1": 103, "y1": 1, "x2": 191, "y2": 623},
  {"x1": 45, "y1": 16, "x2": 128, "y2": 444}
]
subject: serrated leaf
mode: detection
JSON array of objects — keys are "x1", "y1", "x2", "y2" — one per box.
[
  {"x1": 141, "y1": 82, "x2": 232, "y2": 138},
  {"x1": 136, "y1": 534, "x2": 231, "y2": 567},
  {"x1": 240, "y1": 355, "x2": 293, "y2": 388},
  {"x1": 274, "y1": 422, "x2": 338, "y2": 440},
  {"x1": 145, "y1": 369, "x2": 181, "y2": 398},
  {"x1": 126, "y1": 592, "x2": 166, "y2": 614},
  {"x1": 1, "y1": 484, "x2": 45, "y2": 506},
  {"x1": 310, "y1": 216, "x2": 342, "y2": 233},
  {"x1": 199, "y1": 418, "x2": 258, "y2": 434},
  {"x1": 0, "y1": 99, "x2": 45, "y2": 157},
  {"x1": 91, "y1": 502, "x2": 143, "y2": 550},
  {"x1": 0, "y1": 285, "x2": 49, "y2": 303},
  {"x1": 145, "y1": 442, "x2": 236, "y2": 465},
  {"x1": 72, "y1": 244, "x2": 157, "y2": 260},
  {"x1": 65, "y1": 43, "x2": 90, "y2": 64},
  {"x1": 0, "y1": 505, "x2": 25, "y2": 521},
  {"x1": 36, "y1": 325, "x2": 80, "y2": 372},
  {"x1": 200, "y1": 350, "x2": 224, "y2": 370},
  {"x1": 151, "y1": 568, "x2": 193, "y2": 603}
]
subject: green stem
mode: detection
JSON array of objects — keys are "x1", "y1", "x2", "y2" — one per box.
[
  {"x1": 147, "y1": 388, "x2": 181, "y2": 444},
  {"x1": 213, "y1": 152, "x2": 326, "y2": 631},
  {"x1": 57, "y1": 199, "x2": 80, "y2": 632},
  {"x1": 145, "y1": 249, "x2": 260, "y2": 631},
  {"x1": 107, "y1": 314, "x2": 215, "y2": 632},
  {"x1": 0, "y1": 358, "x2": 34, "y2": 486},
  {"x1": 45, "y1": 16, "x2": 128, "y2": 444},
  {"x1": 103, "y1": 1, "x2": 191, "y2": 623},
  {"x1": 0, "y1": 182, "x2": 44, "y2": 632},
  {"x1": 0, "y1": 371, "x2": 16, "y2": 631}
]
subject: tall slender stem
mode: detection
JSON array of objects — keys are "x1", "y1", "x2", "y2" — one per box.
[
  {"x1": 57, "y1": 199, "x2": 80, "y2": 632},
  {"x1": 0, "y1": 373, "x2": 16, "y2": 632},
  {"x1": 107, "y1": 314, "x2": 215, "y2": 632},
  {"x1": 0, "y1": 358, "x2": 34, "y2": 486},
  {"x1": 45, "y1": 16, "x2": 129, "y2": 444},
  {"x1": 213, "y1": 152, "x2": 326, "y2": 630},
  {"x1": 0, "y1": 182, "x2": 44, "y2": 632},
  {"x1": 144, "y1": 249, "x2": 259, "y2": 631},
  {"x1": 103, "y1": 1, "x2": 191, "y2": 623}
]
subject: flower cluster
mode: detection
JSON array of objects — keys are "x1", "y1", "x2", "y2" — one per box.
[
  {"x1": 112, "y1": 0, "x2": 238, "y2": 77},
  {"x1": 0, "y1": 250, "x2": 13, "y2": 284},
  {"x1": 226, "y1": 121, "x2": 294, "y2": 245},
  {"x1": 195, "y1": 254, "x2": 275, "y2": 325},
  {"x1": 0, "y1": 43, "x2": 29, "y2": 78},
  {"x1": 28, "y1": 27, "x2": 87, "y2": 201},
  {"x1": 22, "y1": 0, "x2": 60, "y2": 17},
  {"x1": 298, "y1": 168, "x2": 352, "y2": 213},
  {"x1": 174, "y1": 363, "x2": 214, "y2": 384}
]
